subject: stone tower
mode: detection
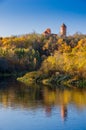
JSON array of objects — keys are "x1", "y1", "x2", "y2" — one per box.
[{"x1": 60, "y1": 23, "x2": 67, "y2": 37}]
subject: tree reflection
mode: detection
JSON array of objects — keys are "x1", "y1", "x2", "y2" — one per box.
[{"x1": 0, "y1": 80, "x2": 86, "y2": 120}]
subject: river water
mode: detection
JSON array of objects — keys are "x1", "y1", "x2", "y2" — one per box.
[{"x1": 0, "y1": 79, "x2": 86, "y2": 130}]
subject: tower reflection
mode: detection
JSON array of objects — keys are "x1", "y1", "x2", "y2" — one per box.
[{"x1": 61, "y1": 104, "x2": 68, "y2": 121}]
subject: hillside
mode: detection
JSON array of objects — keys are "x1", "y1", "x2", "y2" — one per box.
[{"x1": 0, "y1": 33, "x2": 86, "y2": 87}]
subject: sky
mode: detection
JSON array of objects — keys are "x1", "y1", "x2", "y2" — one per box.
[{"x1": 0, "y1": 0, "x2": 86, "y2": 37}]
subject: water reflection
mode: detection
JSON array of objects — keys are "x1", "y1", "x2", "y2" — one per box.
[
  {"x1": 61, "y1": 104, "x2": 67, "y2": 121},
  {"x1": 0, "y1": 79, "x2": 86, "y2": 121}
]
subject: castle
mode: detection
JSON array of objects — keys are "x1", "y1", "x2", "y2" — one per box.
[{"x1": 43, "y1": 23, "x2": 67, "y2": 37}]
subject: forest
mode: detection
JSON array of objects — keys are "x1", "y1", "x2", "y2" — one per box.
[{"x1": 0, "y1": 33, "x2": 86, "y2": 87}]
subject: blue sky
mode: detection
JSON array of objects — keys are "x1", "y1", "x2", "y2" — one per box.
[{"x1": 0, "y1": 0, "x2": 86, "y2": 36}]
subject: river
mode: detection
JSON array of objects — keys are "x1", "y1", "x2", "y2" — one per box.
[{"x1": 0, "y1": 79, "x2": 86, "y2": 130}]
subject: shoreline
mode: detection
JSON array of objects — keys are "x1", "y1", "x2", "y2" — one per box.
[{"x1": 17, "y1": 71, "x2": 86, "y2": 88}]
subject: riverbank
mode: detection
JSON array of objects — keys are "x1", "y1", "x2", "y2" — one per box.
[{"x1": 17, "y1": 71, "x2": 86, "y2": 88}]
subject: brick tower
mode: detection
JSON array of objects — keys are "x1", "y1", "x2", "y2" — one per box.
[{"x1": 60, "y1": 23, "x2": 67, "y2": 37}]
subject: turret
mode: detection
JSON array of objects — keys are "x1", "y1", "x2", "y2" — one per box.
[{"x1": 60, "y1": 23, "x2": 67, "y2": 37}]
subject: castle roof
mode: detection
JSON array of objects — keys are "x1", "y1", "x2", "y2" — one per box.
[
  {"x1": 42, "y1": 28, "x2": 51, "y2": 36},
  {"x1": 61, "y1": 23, "x2": 66, "y2": 28}
]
